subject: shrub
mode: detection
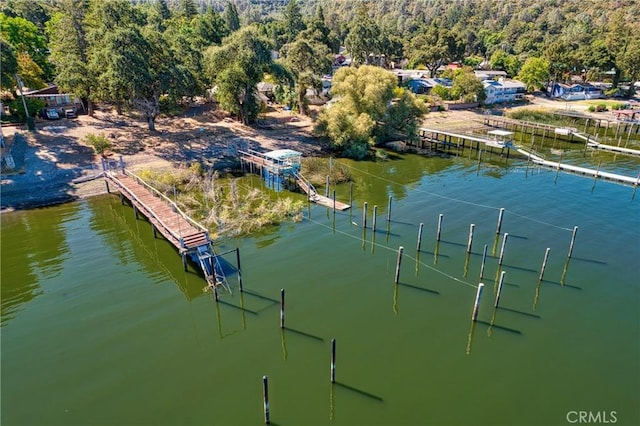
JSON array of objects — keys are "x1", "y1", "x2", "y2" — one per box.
[
  {"x1": 84, "y1": 134, "x2": 112, "y2": 155},
  {"x1": 588, "y1": 105, "x2": 596, "y2": 112}
]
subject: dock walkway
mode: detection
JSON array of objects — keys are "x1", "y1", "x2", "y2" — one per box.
[
  {"x1": 103, "y1": 160, "x2": 230, "y2": 290},
  {"x1": 516, "y1": 148, "x2": 640, "y2": 186}
]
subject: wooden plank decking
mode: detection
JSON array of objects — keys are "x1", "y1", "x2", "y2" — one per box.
[{"x1": 105, "y1": 172, "x2": 209, "y2": 252}]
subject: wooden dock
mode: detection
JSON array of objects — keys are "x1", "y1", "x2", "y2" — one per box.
[
  {"x1": 239, "y1": 149, "x2": 351, "y2": 210},
  {"x1": 417, "y1": 127, "x2": 514, "y2": 156},
  {"x1": 516, "y1": 148, "x2": 640, "y2": 186},
  {"x1": 103, "y1": 159, "x2": 231, "y2": 290}
]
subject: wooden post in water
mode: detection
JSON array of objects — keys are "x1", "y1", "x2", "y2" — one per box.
[
  {"x1": 495, "y1": 271, "x2": 506, "y2": 307},
  {"x1": 496, "y1": 208, "x2": 505, "y2": 235},
  {"x1": 372, "y1": 205, "x2": 378, "y2": 232},
  {"x1": 394, "y1": 246, "x2": 404, "y2": 284},
  {"x1": 362, "y1": 202, "x2": 368, "y2": 229},
  {"x1": 539, "y1": 247, "x2": 551, "y2": 281},
  {"x1": 236, "y1": 247, "x2": 243, "y2": 292},
  {"x1": 387, "y1": 196, "x2": 392, "y2": 222},
  {"x1": 436, "y1": 213, "x2": 443, "y2": 242},
  {"x1": 567, "y1": 226, "x2": 578, "y2": 259},
  {"x1": 479, "y1": 244, "x2": 488, "y2": 280},
  {"x1": 325, "y1": 175, "x2": 329, "y2": 197},
  {"x1": 333, "y1": 190, "x2": 336, "y2": 214},
  {"x1": 594, "y1": 160, "x2": 602, "y2": 182},
  {"x1": 416, "y1": 223, "x2": 424, "y2": 252},
  {"x1": 262, "y1": 376, "x2": 270, "y2": 425},
  {"x1": 330, "y1": 338, "x2": 336, "y2": 383},
  {"x1": 152, "y1": 224, "x2": 157, "y2": 239},
  {"x1": 349, "y1": 182, "x2": 353, "y2": 209},
  {"x1": 467, "y1": 224, "x2": 475, "y2": 253},
  {"x1": 471, "y1": 283, "x2": 484, "y2": 322},
  {"x1": 133, "y1": 205, "x2": 139, "y2": 220},
  {"x1": 280, "y1": 288, "x2": 285, "y2": 329},
  {"x1": 498, "y1": 233, "x2": 509, "y2": 266}
]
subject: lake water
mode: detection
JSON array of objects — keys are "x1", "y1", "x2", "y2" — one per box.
[{"x1": 2, "y1": 151, "x2": 639, "y2": 426}]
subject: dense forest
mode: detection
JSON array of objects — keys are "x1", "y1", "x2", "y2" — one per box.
[{"x1": 1, "y1": 0, "x2": 639, "y2": 154}]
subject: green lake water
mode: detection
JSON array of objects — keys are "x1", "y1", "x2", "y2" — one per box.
[{"x1": 2, "y1": 152, "x2": 639, "y2": 426}]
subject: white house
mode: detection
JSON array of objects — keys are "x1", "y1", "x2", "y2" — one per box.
[{"x1": 483, "y1": 79, "x2": 526, "y2": 104}]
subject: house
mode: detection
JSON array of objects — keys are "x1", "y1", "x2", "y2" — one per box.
[
  {"x1": 23, "y1": 84, "x2": 83, "y2": 116},
  {"x1": 483, "y1": 79, "x2": 526, "y2": 104},
  {"x1": 551, "y1": 83, "x2": 602, "y2": 100},
  {"x1": 406, "y1": 77, "x2": 453, "y2": 95}
]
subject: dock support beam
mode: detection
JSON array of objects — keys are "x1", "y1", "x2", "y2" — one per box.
[
  {"x1": 262, "y1": 376, "x2": 270, "y2": 425},
  {"x1": 236, "y1": 248, "x2": 243, "y2": 292},
  {"x1": 330, "y1": 338, "x2": 336, "y2": 383},
  {"x1": 471, "y1": 283, "x2": 484, "y2": 322},
  {"x1": 436, "y1": 213, "x2": 443, "y2": 242}
]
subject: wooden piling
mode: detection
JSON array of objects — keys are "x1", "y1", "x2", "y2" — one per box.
[
  {"x1": 539, "y1": 247, "x2": 551, "y2": 281},
  {"x1": 363, "y1": 202, "x2": 368, "y2": 229},
  {"x1": 479, "y1": 244, "x2": 488, "y2": 280},
  {"x1": 262, "y1": 376, "x2": 270, "y2": 425},
  {"x1": 349, "y1": 182, "x2": 353, "y2": 210},
  {"x1": 498, "y1": 233, "x2": 509, "y2": 266},
  {"x1": 494, "y1": 271, "x2": 506, "y2": 308},
  {"x1": 133, "y1": 205, "x2": 139, "y2": 220},
  {"x1": 394, "y1": 246, "x2": 404, "y2": 284},
  {"x1": 213, "y1": 283, "x2": 219, "y2": 302},
  {"x1": 330, "y1": 338, "x2": 336, "y2": 383},
  {"x1": 182, "y1": 252, "x2": 188, "y2": 271},
  {"x1": 496, "y1": 208, "x2": 505, "y2": 235},
  {"x1": 333, "y1": 190, "x2": 336, "y2": 213},
  {"x1": 152, "y1": 224, "x2": 157, "y2": 239},
  {"x1": 325, "y1": 175, "x2": 330, "y2": 197},
  {"x1": 467, "y1": 224, "x2": 475, "y2": 253},
  {"x1": 416, "y1": 223, "x2": 424, "y2": 252},
  {"x1": 387, "y1": 196, "x2": 392, "y2": 222},
  {"x1": 436, "y1": 213, "x2": 443, "y2": 242},
  {"x1": 105, "y1": 180, "x2": 110, "y2": 193},
  {"x1": 280, "y1": 288, "x2": 285, "y2": 329},
  {"x1": 236, "y1": 247, "x2": 243, "y2": 292},
  {"x1": 567, "y1": 226, "x2": 578, "y2": 259},
  {"x1": 471, "y1": 283, "x2": 484, "y2": 322},
  {"x1": 372, "y1": 205, "x2": 378, "y2": 232}
]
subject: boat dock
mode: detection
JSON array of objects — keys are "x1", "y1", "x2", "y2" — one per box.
[
  {"x1": 516, "y1": 148, "x2": 640, "y2": 186},
  {"x1": 239, "y1": 149, "x2": 351, "y2": 210},
  {"x1": 417, "y1": 127, "x2": 514, "y2": 156},
  {"x1": 102, "y1": 158, "x2": 230, "y2": 290}
]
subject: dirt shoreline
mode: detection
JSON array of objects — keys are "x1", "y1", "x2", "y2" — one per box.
[
  {"x1": 2, "y1": 98, "x2": 602, "y2": 213},
  {"x1": 1, "y1": 106, "x2": 330, "y2": 212}
]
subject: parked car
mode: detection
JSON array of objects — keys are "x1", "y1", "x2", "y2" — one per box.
[
  {"x1": 64, "y1": 108, "x2": 77, "y2": 119},
  {"x1": 45, "y1": 109, "x2": 60, "y2": 120}
]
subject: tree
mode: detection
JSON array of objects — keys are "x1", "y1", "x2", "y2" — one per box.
[
  {"x1": 280, "y1": 38, "x2": 331, "y2": 115},
  {"x1": 194, "y1": 7, "x2": 228, "y2": 46},
  {"x1": 406, "y1": 24, "x2": 460, "y2": 77},
  {"x1": 344, "y1": 5, "x2": 380, "y2": 66},
  {"x1": 16, "y1": 52, "x2": 46, "y2": 89},
  {"x1": 489, "y1": 50, "x2": 521, "y2": 77},
  {"x1": 204, "y1": 26, "x2": 274, "y2": 124},
  {"x1": 223, "y1": 1, "x2": 240, "y2": 33},
  {"x1": 0, "y1": 39, "x2": 18, "y2": 90},
  {"x1": 46, "y1": 0, "x2": 95, "y2": 115},
  {"x1": 517, "y1": 57, "x2": 550, "y2": 92},
  {"x1": 451, "y1": 68, "x2": 486, "y2": 103},
  {"x1": 147, "y1": 0, "x2": 171, "y2": 31},
  {"x1": 316, "y1": 65, "x2": 426, "y2": 158},
  {"x1": 0, "y1": 13, "x2": 50, "y2": 80},
  {"x1": 179, "y1": 0, "x2": 198, "y2": 19},
  {"x1": 282, "y1": 0, "x2": 305, "y2": 45}
]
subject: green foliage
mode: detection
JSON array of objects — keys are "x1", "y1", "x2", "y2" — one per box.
[
  {"x1": 0, "y1": 39, "x2": 18, "y2": 90},
  {"x1": 316, "y1": 65, "x2": 425, "y2": 158},
  {"x1": 84, "y1": 134, "x2": 112, "y2": 155},
  {"x1": 204, "y1": 26, "x2": 275, "y2": 124},
  {"x1": 451, "y1": 68, "x2": 485, "y2": 103},
  {"x1": 489, "y1": 50, "x2": 521, "y2": 77},
  {"x1": 223, "y1": 1, "x2": 240, "y2": 32},
  {"x1": 431, "y1": 85, "x2": 452, "y2": 101},
  {"x1": 344, "y1": 5, "x2": 381, "y2": 66},
  {"x1": 463, "y1": 55, "x2": 484, "y2": 68},
  {"x1": 7, "y1": 97, "x2": 45, "y2": 121},
  {"x1": 517, "y1": 57, "x2": 550, "y2": 92},
  {"x1": 301, "y1": 157, "x2": 351, "y2": 186},
  {"x1": 0, "y1": 12, "x2": 51, "y2": 80},
  {"x1": 588, "y1": 105, "x2": 596, "y2": 112}
]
